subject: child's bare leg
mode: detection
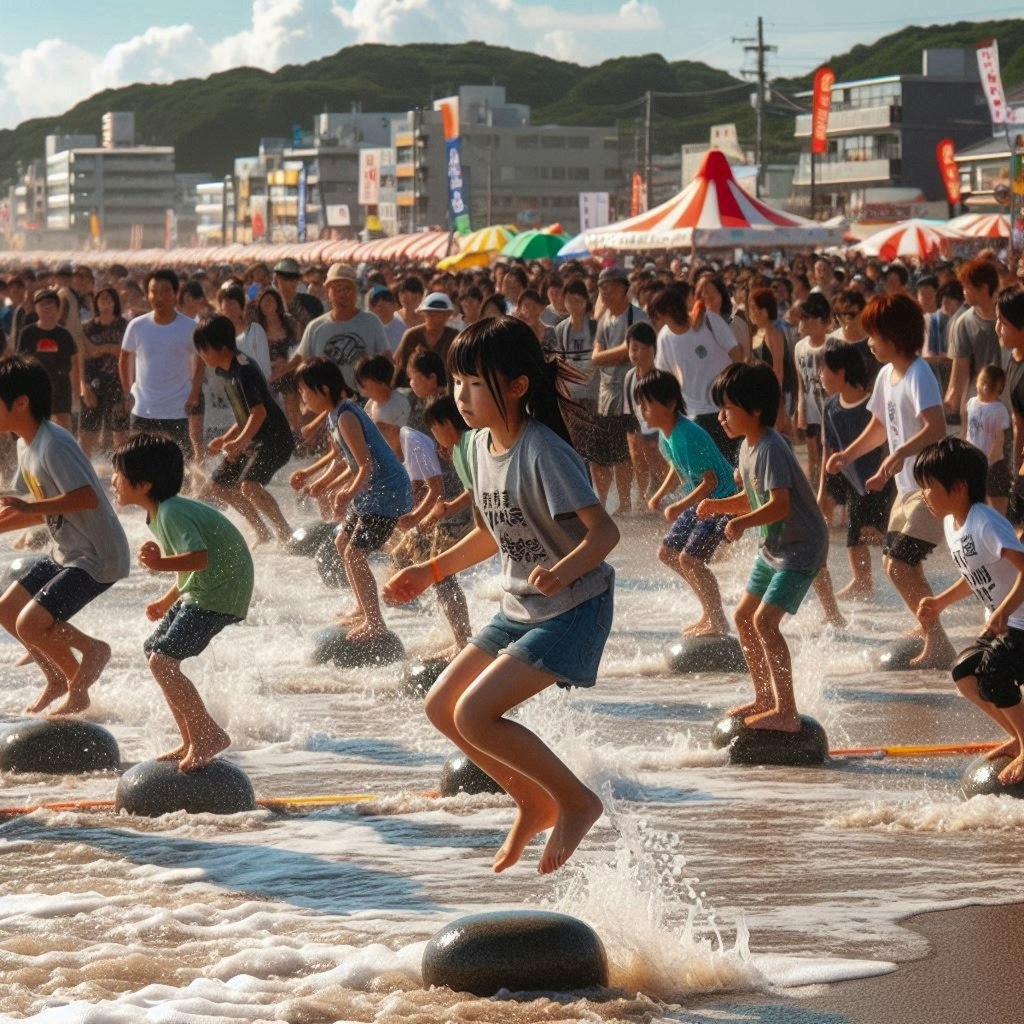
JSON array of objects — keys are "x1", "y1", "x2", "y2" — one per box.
[
  {"x1": 645, "y1": 443, "x2": 668, "y2": 500},
  {"x1": 956, "y1": 674, "x2": 1024, "y2": 762},
  {"x1": 591, "y1": 464, "x2": 612, "y2": 509},
  {"x1": 731, "y1": 591, "x2": 776, "y2": 718},
  {"x1": 837, "y1": 544, "x2": 872, "y2": 598},
  {"x1": 626, "y1": 434, "x2": 650, "y2": 501},
  {"x1": 613, "y1": 458, "x2": 633, "y2": 514},
  {"x1": 677, "y1": 552, "x2": 730, "y2": 636},
  {"x1": 208, "y1": 481, "x2": 273, "y2": 544},
  {"x1": 452, "y1": 655, "x2": 603, "y2": 874},
  {"x1": 744, "y1": 602, "x2": 801, "y2": 731},
  {"x1": 885, "y1": 556, "x2": 954, "y2": 667},
  {"x1": 0, "y1": 584, "x2": 67, "y2": 712},
  {"x1": 343, "y1": 545, "x2": 387, "y2": 641},
  {"x1": 813, "y1": 568, "x2": 847, "y2": 629},
  {"x1": 994, "y1": 700, "x2": 1024, "y2": 783},
  {"x1": 425, "y1": 646, "x2": 561, "y2": 871},
  {"x1": 148, "y1": 653, "x2": 230, "y2": 773},
  {"x1": 435, "y1": 576, "x2": 472, "y2": 652},
  {"x1": 241, "y1": 481, "x2": 291, "y2": 541}
]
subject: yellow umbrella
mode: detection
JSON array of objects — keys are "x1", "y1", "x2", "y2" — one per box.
[
  {"x1": 436, "y1": 250, "x2": 493, "y2": 271},
  {"x1": 458, "y1": 224, "x2": 517, "y2": 255}
]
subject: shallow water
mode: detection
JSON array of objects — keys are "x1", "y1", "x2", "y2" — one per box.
[{"x1": 0, "y1": 471, "x2": 1020, "y2": 1022}]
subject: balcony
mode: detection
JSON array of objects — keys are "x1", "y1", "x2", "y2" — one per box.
[
  {"x1": 793, "y1": 155, "x2": 899, "y2": 186},
  {"x1": 794, "y1": 105, "x2": 901, "y2": 137}
]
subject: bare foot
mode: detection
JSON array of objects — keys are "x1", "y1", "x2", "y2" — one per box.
[
  {"x1": 251, "y1": 530, "x2": 274, "y2": 549},
  {"x1": 725, "y1": 700, "x2": 769, "y2": 719},
  {"x1": 823, "y1": 611, "x2": 848, "y2": 630},
  {"x1": 50, "y1": 640, "x2": 111, "y2": 716},
  {"x1": 346, "y1": 624, "x2": 388, "y2": 644},
  {"x1": 26, "y1": 678, "x2": 69, "y2": 714},
  {"x1": 156, "y1": 743, "x2": 189, "y2": 762},
  {"x1": 744, "y1": 709, "x2": 803, "y2": 732},
  {"x1": 986, "y1": 739, "x2": 1021, "y2": 762},
  {"x1": 178, "y1": 727, "x2": 231, "y2": 773},
  {"x1": 334, "y1": 608, "x2": 364, "y2": 627},
  {"x1": 836, "y1": 579, "x2": 872, "y2": 600},
  {"x1": 493, "y1": 798, "x2": 558, "y2": 873},
  {"x1": 998, "y1": 754, "x2": 1024, "y2": 785},
  {"x1": 682, "y1": 618, "x2": 730, "y2": 638},
  {"x1": 909, "y1": 634, "x2": 954, "y2": 670},
  {"x1": 539, "y1": 789, "x2": 604, "y2": 874}
]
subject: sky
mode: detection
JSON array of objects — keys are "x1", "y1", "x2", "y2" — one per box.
[{"x1": 0, "y1": 0, "x2": 1019, "y2": 130}]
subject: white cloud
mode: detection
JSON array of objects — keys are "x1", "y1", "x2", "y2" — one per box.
[
  {"x1": 211, "y1": 0, "x2": 308, "y2": 71},
  {"x1": 332, "y1": 0, "x2": 432, "y2": 42},
  {"x1": 1, "y1": 39, "x2": 99, "y2": 123},
  {"x1": 91, "y1": 24, "x2": 203, "y2": 92}
]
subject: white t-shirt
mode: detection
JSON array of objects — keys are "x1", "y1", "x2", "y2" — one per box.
[
  {"x1": 236, "y1": 323, "x2": 271, "y2": 379},
  {"x1": 966, "y1": 396, "x2": 1011, "y2": 463},
  {"x1": 867, "y1": 356, "x2": 942, "y2": 494},
  {"x1": 121, "y1": 311, "x2": 197, "y2": 420},
  {"x1": 793, "y1": 336, "x2": 827, "y2": 426},
  {"x1": 944, "y1": 502, "x2": 1024, "y2": 631},
  {"x1": 400, "y1": 426, "x2": 442, "y2": 482},
  {"x1": 623, "y1": 366, "x2": 656, "y2": 436},
  {"x1": 379, "y1": 316, "x2": 407, "y2": 355},
  {"x1": 655, "y1": 312, "x2": 736, "y2": 416},
  {"x1": 366, "y1": 390, "x2": 411, "y2": 428}
]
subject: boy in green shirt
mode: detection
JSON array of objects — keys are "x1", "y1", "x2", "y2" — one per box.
[{"x1": 112, "y1": 432, "x2": 254, "y2": 773}]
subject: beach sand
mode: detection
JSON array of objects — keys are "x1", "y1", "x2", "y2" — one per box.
[{"x1": 696, "y1": 902, "x2": 1023, "y2": 1023}]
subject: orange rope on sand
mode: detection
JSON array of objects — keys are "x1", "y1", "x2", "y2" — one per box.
[{"x1": 829, "y1": 741, "x2": 1001, "y2": 758}]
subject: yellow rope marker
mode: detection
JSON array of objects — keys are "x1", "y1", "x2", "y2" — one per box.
[{"x1": 829, "y1": 741, "x2": 1000, "y2": 758}]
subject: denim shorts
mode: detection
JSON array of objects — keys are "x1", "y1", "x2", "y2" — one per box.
[
  {"x1": 662, "y1": 507, "x2": 728, "y2": 563},
  {"x1": 469, "y1": 585, "x2": 614, "y2": 688},
  {"x1": 144, "y1": 600, "x2": 240, "y2": 662},
  {"x1": 746, "y1": 555, "x2": 818, "y2": 616},
  {"x1": 17, "y1": 557, "x2": 112, "y2": 622}
]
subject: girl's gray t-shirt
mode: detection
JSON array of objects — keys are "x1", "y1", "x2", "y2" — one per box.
[{"x1": 470, "y1": 419, "x2": 613, "y2": 622}]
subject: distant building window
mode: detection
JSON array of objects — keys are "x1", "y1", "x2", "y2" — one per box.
[
  {"x1": 568, "y1": 167, "x2": 590, "y2": 181},
  {"x1": 567, "y1": 136, "x2": 591, "y2": 149},
  {"x1": 515, "y1": 135, "x2": 539, "y2": 149},
  {"x1": 551, "y1": 167, "x2": 566, "y2": 180},
  {"x1": 541, "y1": 135, "x2": 566, "y2": 148}
]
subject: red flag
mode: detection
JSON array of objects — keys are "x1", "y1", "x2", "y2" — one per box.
[
  {"x1": 811, "y1": 66, "x2": 835, "y2": 155},
  {"x1": 936, "y1": 138, "x2": 961, "y2": 204}
]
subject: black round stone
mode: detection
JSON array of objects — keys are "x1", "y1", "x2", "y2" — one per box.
[
  {"x1": 873, "y1": 635, "x2": 954, "y2": 671},
  {"x1": 438, "y1": 752, "x2": 505, "y2": 796},
  {"x1": 0, "y1": 718, "x2": 120, "y2": 775},
  {"x1": 401, "y1": 658, "x2": 450, "y2": 697},
  {"x1": 0, "y1": 555, "x2": 47, "y2": 591},
  {"x1": 310, "y1": 626, "x2": 405, "y2": 668},
  {"x1": 115, "y1": 758, "x2": 256, "y2": 816},
  {"x1": 711, "y1": 714, "x2": 829, "y2": 766},
  {"x1": 422, "y1": 910, "x2": 608, "y2": 996},
  {"x1": 285, "y1": 520, "x2": 336, "y2": 557},
  {"x1": 961, "y1": 755, "x2": 1024, "y2": 800},
  {"x1": 665, "y1": 635, "x2": 747, "y2": 674}
]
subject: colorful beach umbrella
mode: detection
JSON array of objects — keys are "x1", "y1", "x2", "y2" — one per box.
[
  {"x1": 946, "y1": 212, "x2": 1010, "y2": 239},
  {"x1": 458, "y1": 224, "x2": 518, "y2": 255},
  {"x1": 501, "y1": 228, "x2": 572, "y2": 260},
  {"x1": 556, "y1": 232, "x2": 590, "y2": 260},
  {"x1": 852, "y1": 219, "x2": 964, "y2": 260}
]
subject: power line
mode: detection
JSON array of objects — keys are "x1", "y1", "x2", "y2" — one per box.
[{"x1": 734, "y1": 16, "x2": 776, "y2": 197}]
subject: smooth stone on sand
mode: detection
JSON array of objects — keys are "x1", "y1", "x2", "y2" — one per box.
[
  {"x1": 314, "y1": 529, "x2": 348, "y2": 589},
  {"x1": 0, "y1": 718, "x2": 121, "y2": 775},
  {"x1": 285, "y1": 520, "x2": 336, "y2": 557},
  {"x1": 711, "y1": 714, "x2": 829, "y2": 766},
  {"x1": 961, "y1": 755, "x2": 1024, "y2": 800},
  {"x1": 402, "y1": 658, "x2": 450, "y2": 697},
  {"x1": 0, "y1": 554, "x2": 47, "y2": 591},
  {"x1": 309, "y1": 626, "x2": 405, "y2": 668},
  {"x1": 115, "y1": 758, "x2": 256, "y2": 816},
  {"x1": 422, "y1": 910, "x2": 608, "y2": 996},
  {"x1": 665, "y1": 634, "x2": 747, "y2": 674},
  {"x1": 438, "y1": 752, "x2": 505, "y2": 796},
  {"x1": 873, "y1": 635, "x2": 953, "y2": 672}
]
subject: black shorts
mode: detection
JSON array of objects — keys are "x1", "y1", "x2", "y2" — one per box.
[
  {"x1": 80, "y1": 376, "x2": 129, "y2": 434},
  {"x1": 988, "y1": 459, "x2": 1011, "y2": 500},
  {"x1": 16, "y1": 557, "x2": 112, "y2": 621},
  {"x1": 1008, "y1": 475, "x2": 1024, "y2": 526},
  {"x1": 211, "y1": 436, "x2": 293, "y2": 488},
  {"x1": 847, "y1": 482, "x2": 894, "y2": 548},
  {"x1": 952, "y1": 629, "x2": 1024, "y2": 708},
  {"x1": 144, "y1": 600, "x2": 239, "y2": 661},
  {"x1": 131, "y1": 415, "x2": 192, "y2": 460},
  {"x1": 588, "y1": 414, "x2": 632, "y2": 467},
  {"x1": 825, "y1": 471, "x2": 848, "y2": 506},
  {"x1": 342, "y1": 509, "x2": 398, "y2": 551},
  {"x1": 804, "y1": 422, "x2": 822, "y2": 442}
]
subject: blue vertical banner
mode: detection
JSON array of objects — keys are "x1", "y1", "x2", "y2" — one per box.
[
  {"x1": 434, "y1": 96, "x2": 471, "y2": 235},
  {"x1": 297, "y1": 164, "x2": 308, "y2": 242}
]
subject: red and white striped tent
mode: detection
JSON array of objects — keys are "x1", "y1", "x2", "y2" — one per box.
[
  {"x1": 582, "y1": 150, "x2": 845, "y2": 251},
  {"x1": 946, "y1": 212, "x2": 1010, "y2": 239},
  {"x1": 852, "y1": 219, "x2": 964, "y2": 261}
]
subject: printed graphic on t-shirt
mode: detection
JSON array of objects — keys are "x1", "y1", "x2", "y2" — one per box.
[
  {"x1": 323, "y1": 331, "x2": 367, "y2": 367},
  {"x1": 481, "y1": 489, "x2": 546, "y2": 563},
  {"x1": 952, "y1": 533, "x2": 999, "y2": 606}
]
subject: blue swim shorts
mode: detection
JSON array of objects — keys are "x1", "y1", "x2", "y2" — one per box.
[
  {"x1": 144, "y1": 600, "x2": 240, "y2": 662},
  {"x1": 745, "y1": 555, "x2": 818, "y2": 616}
]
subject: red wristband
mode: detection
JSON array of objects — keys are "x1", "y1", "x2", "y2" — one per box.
[{"x1": 429, "y1": 559, "x2": 445, "y2": 584}]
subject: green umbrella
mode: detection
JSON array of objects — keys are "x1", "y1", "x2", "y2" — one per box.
[{"x1": 500, "y1": 229, "x2": 572, "y2": 260}]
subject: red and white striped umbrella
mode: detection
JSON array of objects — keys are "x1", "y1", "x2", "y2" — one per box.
[
  {"x1": 852, "y1": 219, "x2": 964, "y2": 260},
  {"x1": 946, "y1": 212, "x2": 1010, "y2": 239},
  {"x1": 583, "y1": 149, "x2": 845, "y2": 250}
]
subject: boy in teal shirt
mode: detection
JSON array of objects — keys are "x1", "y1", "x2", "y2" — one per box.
[
  {"x1": 112, "y1": 432, "x2": 254, "y2": 773},
  {"x1": 638, "y1": 370, "x2": 737, "y2": 638}
]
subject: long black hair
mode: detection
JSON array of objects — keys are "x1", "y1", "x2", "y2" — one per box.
[{"x1": 447, "y1": 315, "x2": 578, "y2": 444}]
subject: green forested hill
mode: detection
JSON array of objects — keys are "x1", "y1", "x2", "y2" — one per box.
[{"x1": 0, "y1": 20, "x2": 1019, "y2": 186}]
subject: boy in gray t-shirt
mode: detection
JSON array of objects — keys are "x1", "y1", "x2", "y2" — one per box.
[
  {"x1": 0, "y1": 355, "x2": 129, "y2": 716},
  {"x1": 697, "y1": 362, "x2": 830, "y2": 735}
]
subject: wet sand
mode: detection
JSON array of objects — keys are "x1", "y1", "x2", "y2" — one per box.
[{"x1": 697, "y1": 902, "x2": 1024, "y2": 1023}]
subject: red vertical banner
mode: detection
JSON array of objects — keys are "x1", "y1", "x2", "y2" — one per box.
[
  {"x1": 811, "y1": 66, "x2": 835, "y2": 155},
  {"x1": 630, "y1": 171, "x2": 648, "y2": 216},
  {"x1": 936, "y1": 138, "x2": 961, "y2": 204}
]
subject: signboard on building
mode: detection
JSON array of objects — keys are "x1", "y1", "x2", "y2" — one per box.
[
  {"x1": 358, "y1": 149, "x2": 381, "y2": 206},
  {"x1": 325, "y1": 204, "x2": 351, "y2": 228},
  {"x1": 936, "y1": 139, "x2": 961, "y2": 205},
  {"x1": 579, "y1": 192, "x2": 611, "y2": 231},
  {"x1": 977, "y1": 40, "x2": 1017, "y2": 125},
  {"x1": 630, "y1": 172, "x2": 648, "y2": 216},
  {"x1": 250, "y1": 195, "x2": 268, "y2": 240},
  {"x1": 811, "y1": 66, "x2": 835, "y2": 155},
  {"x1": 434, "y1": 96, "x2": 471, "y2": 235}
]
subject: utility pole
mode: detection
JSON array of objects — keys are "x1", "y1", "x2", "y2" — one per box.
[
  {"x1": 734, "y1": 17, "x2": 775, "y2": 197},
  {"x1": 644, "y1": 90, "x2": 652, "y2": 211}
]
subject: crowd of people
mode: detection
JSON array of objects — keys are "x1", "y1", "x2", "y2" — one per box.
[{"x1": 0, "y1": 241, "x2": 1023, "y2": 873}]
